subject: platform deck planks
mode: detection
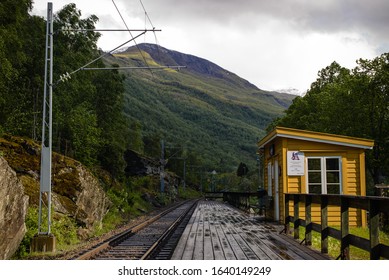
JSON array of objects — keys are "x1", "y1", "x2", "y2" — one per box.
[{"x1": 171, "y1": 200, "x2": 331, "y2": 260}]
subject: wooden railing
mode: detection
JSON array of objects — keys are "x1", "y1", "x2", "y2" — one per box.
[
  {"x1": 284, "y1": 193, "x2": 389, "y2": 260},
  {"x1": 205, "y1": 191, "x2": 267, "y2": 211}
]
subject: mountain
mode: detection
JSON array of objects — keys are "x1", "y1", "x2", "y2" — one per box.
[
  {"x1": 276, "y1": 88, "x2": 304, "y2": 96},
  {"x1": 103, "y1": 43, "x2": 295, "y2": 172}
]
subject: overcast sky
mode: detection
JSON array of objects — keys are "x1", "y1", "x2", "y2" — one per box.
[{"x1": 32, "y1": 0, "x2": 389, "y2": 94}]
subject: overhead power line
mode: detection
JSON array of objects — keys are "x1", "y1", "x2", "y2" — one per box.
[
  {"x1": 112, "y1": 0, "x2": 152, "y2": 74},
  {"x1": 61, "y1": 28, "x2": 160, "y2": 32},
  {"x1": 55, "y1": 0, "x2": 184, "y2": 84},
  {"x1": 55, "y1": 30, "x2": 151, "y2": 85},
  {"x1": 81, "y1": 66, "x2": 186, "y2": 71},
  {"x1": 139, "y1": 0, "x2": 155, "y2": 29}
]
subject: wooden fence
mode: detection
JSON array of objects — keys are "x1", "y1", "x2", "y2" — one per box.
[
  {"x1": 284, "y1": 193, "x2": 389, "y2": 260},
  {"x1": 204, "y1": 191, "x2": 267, "y2": 212}
]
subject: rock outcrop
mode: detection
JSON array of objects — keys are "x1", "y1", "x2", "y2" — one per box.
[
  {"x1": 52, "y1": 164, "x2": 111, "y2": 229},
  {"x1": 124, "y1": 149, "x2": 180, "y2": 196},
  {"x1": 0, "y1": 135, "x2": 111, "y2": 255},
  {"x1": 0, "y1": 157, "x2": 29, "y2": 260},
  {"x1": 124, "y1": 149, "x2": 161, "y2": 176}
]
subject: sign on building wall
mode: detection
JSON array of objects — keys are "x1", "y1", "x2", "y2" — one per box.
[{"x1": 287, "y1": 151, "x2": 305, "y2": 176}]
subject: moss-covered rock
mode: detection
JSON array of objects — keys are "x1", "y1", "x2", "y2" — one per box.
[{"x1": 0, "y1": 135, "x2": 111, "y2": 241}]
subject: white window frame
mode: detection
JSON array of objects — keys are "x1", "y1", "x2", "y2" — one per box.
[{"x1": 306, "y1": 156, "x2": 342, "y2": 194}]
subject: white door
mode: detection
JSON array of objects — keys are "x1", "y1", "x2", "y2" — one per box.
[{"x1": 274, "y1": 159, "x2": 280, "y2": 221}]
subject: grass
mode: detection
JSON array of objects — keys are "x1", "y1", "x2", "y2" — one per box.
[
  {"x1": 15, "y1": 206, "x2": 80, "y2": 259},
  {"x1": 289, "y1": 223, "x2": 389, "y2": 259}
]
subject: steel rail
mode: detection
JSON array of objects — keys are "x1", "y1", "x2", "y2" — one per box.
[
  {"x1": 140, "y1": 200, "x2": 198, "y2": 260},
  {"x1": 74, "y1": 200, "x2": 197, "y2": 260}
]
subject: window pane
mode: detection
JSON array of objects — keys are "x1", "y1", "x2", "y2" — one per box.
[
  {"x1": 309, "y1": 184, "x2": 322, "y2": 194},
  {"x1": 327, "y1": 184, "x2": 340, "y2": 194},
  {"x1": 308, "y1": 158, "x2": 321, "y2": 170},
  {"x1": 327, "y1": 172, "x2": 340, "y2": 183},
  {"x1": 308, "y1": 172, "x2": 321, "y2": 183},
  {"x1": 307, "y1": 157, "x2": 342, "y2": 195},
  {"x1": 326, "y1": 158, "x2": 339, "y2": 171}
]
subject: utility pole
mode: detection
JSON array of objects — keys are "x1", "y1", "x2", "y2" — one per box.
[
  {"x1": 160, "y1": 140, "x2": 165, "y2": 193},
  {"x1": 32, "y1": 2, "x2": 55, "y2": 252}
]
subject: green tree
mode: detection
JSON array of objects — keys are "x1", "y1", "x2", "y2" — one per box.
[
  {"x1": 51, "y1": 4, "x2": 128, "y2": 175},
  {"x1": 67, "y1": 103, "x2": 101, "y2": 166},
  {"x1": 143, "y1": 133, "x2": 162, "y2": 158},
  {"x1": 352, "y1": 54, "x2": 389, "y2": 184},
  {"x1": 273, "y1": 62, "x2": 353, "y2": 134},
  {"x1": 92, "y1": 66, "x2": 129, "y2": 177},
  {"x1": 0, "y1": 0, "x2": 44, "y2": 137},
  {"x1": 237, "y1": 162, "x2": 249, "y2": 177},
  {"x1": 128, "y1": 120, "x2": 144, "y2": 153},
  {"x1": 52, "y1": 4, "x2": 101, "y2": 154},
  {"x1": 273, "y1": 54, "x2": 389, "y2": 186}
]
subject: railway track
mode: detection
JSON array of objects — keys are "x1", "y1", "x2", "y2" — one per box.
[{"x1": 73, "y1": 200, "x2": 198, "y2": 260}]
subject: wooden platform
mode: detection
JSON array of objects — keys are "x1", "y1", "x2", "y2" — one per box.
[{"x1": 172, "y1": 200, "x2": 331, "y2": 260}]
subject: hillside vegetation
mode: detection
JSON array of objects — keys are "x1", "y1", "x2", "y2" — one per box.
[{"x1": 104, "y1": 44, "x2": 294, "y2": 172}]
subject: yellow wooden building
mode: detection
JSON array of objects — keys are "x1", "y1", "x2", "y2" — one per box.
[{"x1": 257, "y1": 127, "x2": 374, "y2": 226}]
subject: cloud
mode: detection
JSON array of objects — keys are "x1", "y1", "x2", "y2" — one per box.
[
  {"x1": 142, "y1": 0, "x2": 389, "y2": 40},
  {"x1": 137, "y1": 0, "x2": 386, "y2": 89},
  {"x1": 31, "y1": 0, "x2": 389, "y2": 92}
]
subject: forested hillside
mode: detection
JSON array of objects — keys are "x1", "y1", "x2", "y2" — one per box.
[{"x1": 104, "y1": 44, "x2": 294, "y2": 173}]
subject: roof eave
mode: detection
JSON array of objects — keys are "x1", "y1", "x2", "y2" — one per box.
[{"x1": 257, "y1": 127, "x2": 374, "y2": 150}]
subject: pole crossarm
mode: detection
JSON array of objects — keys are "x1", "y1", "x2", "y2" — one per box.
[
  {"x1": 81, "y1": 66, "x2": 186, "y2": 71},
  {"x1": 60, "y1": 28, "x2": 161, "y2": 32},
  {"x1": 55, "y1": 28, "x2": 163, "y2": 85}
]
